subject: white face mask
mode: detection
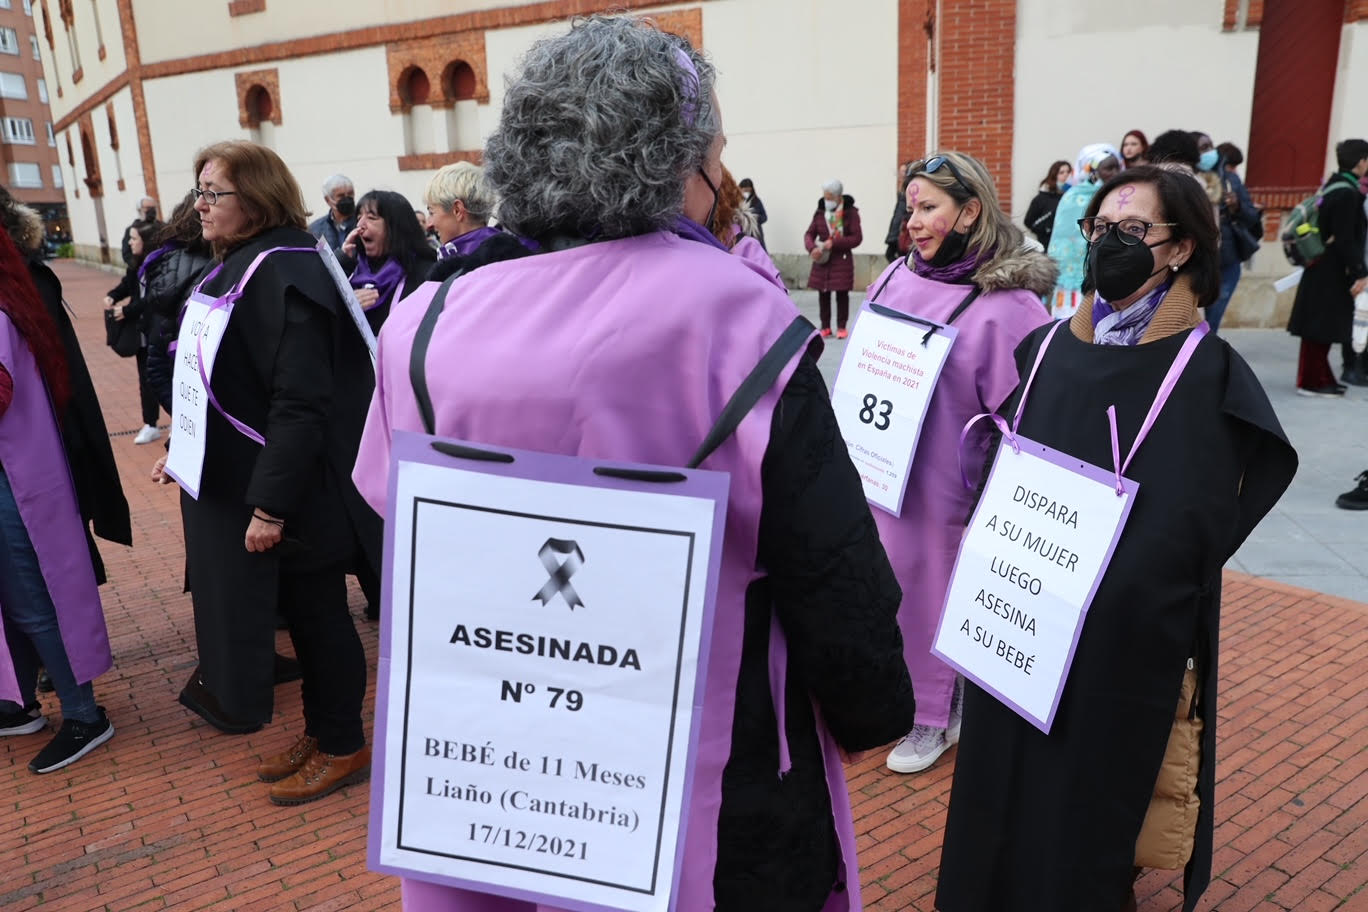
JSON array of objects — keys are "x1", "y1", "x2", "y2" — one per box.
[
  {"x1": 824, "y1": 198, "x2": 838, "y2": 212},
  {"x1": 742, "y1": 191, "x2": 751, "y2": 200}
]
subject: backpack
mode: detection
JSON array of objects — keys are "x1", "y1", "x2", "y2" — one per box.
[{"x1": 1282, "y1": 182, "x2": 1355, "y2": 267}]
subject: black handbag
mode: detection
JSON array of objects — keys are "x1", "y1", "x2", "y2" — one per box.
[{"x1": 104, "y1": 308, "x2": 140, "y2": 357}]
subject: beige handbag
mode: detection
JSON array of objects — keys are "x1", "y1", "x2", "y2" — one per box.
[{"x1": 1134, "y1": 663, "x2": 1203, "y2": 870}]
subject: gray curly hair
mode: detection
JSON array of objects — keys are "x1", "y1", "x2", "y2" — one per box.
[{"x1": 484, "y1": 15, "x2": 719, "y2": 241}]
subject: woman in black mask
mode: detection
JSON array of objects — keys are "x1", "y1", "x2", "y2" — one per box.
[{"x1": 936, "y1": 165, "x2": 1297, "y2": 912}]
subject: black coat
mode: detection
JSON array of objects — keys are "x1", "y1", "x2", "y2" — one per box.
[
  {"x1": 141, "y1": 244, "x2": 213, "y2": 412},
  {"x1": 180, "y1": 226, "x2": 379, "y2": 722},
  {"x1": 28, "y1": 257, "x2": 132, "y2": 582},
  {"x1": 1024, "y1": 187, "x2": 1064, "y2": 246},
  {"x1": 718, "y1": 355, "x2": 916, "y2": 910},
  {"x1": 936, "y1": 325, "x2": 1296, "y2": 912},
  {"x1": 426, "y1": 231, "x2": 534, "y2": 284},
  {"x1": 1288, "y1": 174, "x2": 1367, "y2": 344}
]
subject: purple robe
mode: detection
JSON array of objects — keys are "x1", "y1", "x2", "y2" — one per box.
[
  {"x1": 0, "y1": 311, "x2": 111, "y2": 702},
  {"x1": 437, "y1": 226, "x2": 502, "y2": 260},
  {"x1": 354, "y1": 231, "x2": 861, "y2": 912},
  {"x1": 865, "y1": 262, "x2": 1049, "y2": 729},
  {"x1": 731, "y1": 235, "x2": 785, "y2": 290}
]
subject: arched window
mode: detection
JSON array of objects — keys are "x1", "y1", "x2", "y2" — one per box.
[
  {"x1": 441, "y1": 60, "x2": 479, "y2": 154},
  {"x1": 398, "y1": 65, "x2": 436, "y2": 156},
  {"x1": 245, "y1": 83, "x2": 275, "y2": 145},
  {"x1": 106, "y1": 102, "x2": 125, "y2": 190}
]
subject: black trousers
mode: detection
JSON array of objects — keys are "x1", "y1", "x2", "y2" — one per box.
[
  {"x1": 818, "y1": 290, "x2": 850, "y2": 330},
  {"x1": 135, "y1": 346, "x2": 163, "y2": 426},
  {"x1": 280, "y1": 565, "x2": 367, "y2": 755},
  {"x1": 1341, "y1": 342, "x2": 1363, "y2": 375}
]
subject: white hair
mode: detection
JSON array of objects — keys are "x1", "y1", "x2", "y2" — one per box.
[
  {"x1": 321, "y1": 173, "x2": 353, "y2": 197},
  {"x1": 822, "y1": 178, "x2": 843, "y2": 197},
  {"x1": 425, "y1": 161, "x2": 496, "y2": 222}
]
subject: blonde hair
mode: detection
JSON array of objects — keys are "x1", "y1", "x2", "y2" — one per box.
[
  {"x1": 425, "y1": 161, "x2": 495, "y2": 222},
  {"x1": 910, "y1": 150, "x2": 1024, "y2": 265}
]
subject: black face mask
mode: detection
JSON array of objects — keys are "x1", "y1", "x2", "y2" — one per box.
[
  {"x1": 928, "y1": 209, "x2": 970, "y2": 267},
  {"x1": 334, "y1": 196, "x2": 356, "y2": 218},
  {"x1": 142, "y1": 208, "x2": 156, "y2": 221},
  {"x1": 1087, "y1": 231, "x2": 1172, "y2": 302}
]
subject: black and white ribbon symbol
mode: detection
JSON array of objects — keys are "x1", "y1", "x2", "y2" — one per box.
[{"x1": 532, "y1": 538, "x2": 585, "y2": 609}]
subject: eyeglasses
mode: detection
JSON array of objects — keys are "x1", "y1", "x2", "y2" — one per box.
[
  {"x1": 908, "y1": 155, "x2": 972, "y2": 194},
  {"x1": 191, "y1": 188, "x2": 237, "y2": 206},
  {"x1": 1078, "y1": 216, "x2": 1178, "y2": 246}
]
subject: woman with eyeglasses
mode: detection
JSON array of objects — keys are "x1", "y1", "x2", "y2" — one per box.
[
  {"x1": 150, "y1": 141, "x2": 377, "y2": 806},
  {"x1": 864, "y1": 151, "x2": 1053, "y2": 778},
  {"x1": 1045, "y1": 143, "x2": 1123, "y2": 320},
  {"x1": 935, "y1": 166, "x2": 1296, "y2": 912}
]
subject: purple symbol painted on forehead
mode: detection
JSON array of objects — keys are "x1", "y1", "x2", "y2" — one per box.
[
  {"x1": 673, "y1": 47, "x2": 699, "y2": 127},
  {"x1": 1116, "y1": 186, "x2": 1136, "y2": 209},
  {"x1": 908, "y1": 182, "x2": 920, "y2": 206}
]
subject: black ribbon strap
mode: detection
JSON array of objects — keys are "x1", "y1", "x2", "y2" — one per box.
[{"x1": 410, "y1": 270, "x2": 466, "y2": 436}]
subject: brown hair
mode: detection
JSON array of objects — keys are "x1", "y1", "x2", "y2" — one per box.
[
  {"x1": 711, "y1": 165, "x2": 744, "y2": 248},
  {"x1": 192, "y1": 140, "x2": 308, "y2": 256}
]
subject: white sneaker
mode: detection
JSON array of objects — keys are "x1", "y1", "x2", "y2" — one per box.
[
  {"x1": 886, "y1": 724, "x2": 951, "y2": 774},
  {"x1": 946, "y1": 677, "x2": 965, "y2": 745},
  {"x1": 133, "y1": 425, "x2": 161, "y2": 445}
]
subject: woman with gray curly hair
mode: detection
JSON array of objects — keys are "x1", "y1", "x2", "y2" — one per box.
[{"x1": 354, "y1": 14, "x2": 914, "y2": 912}]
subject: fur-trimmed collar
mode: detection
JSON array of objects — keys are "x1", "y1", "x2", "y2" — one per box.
[
  {"x1": 972, "y1": 244, "x2": 1058, "y2": 296},
  {"x1": 1069, "y1": 273, "x2": 1202, "y2": 344}
]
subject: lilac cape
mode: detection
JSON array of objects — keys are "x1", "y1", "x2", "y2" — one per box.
[
  {"x1": 731, "y1": 235, "x2": 785, "y2": 290},
  {"x1": 0, "y1": 312, "x2": 111, "y2": 701},
  {"x1": 353, "y1": 231, "x2": 860, "y2": 912},
  {"x1": 437, "y1": 225, "x2": 502, "y2": 260},
  {"x1": 864, "y1": 260, "x2": 1050, "y2": 729}
]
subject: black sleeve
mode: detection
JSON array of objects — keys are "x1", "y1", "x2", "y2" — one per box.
[
  {"x1": 755, "y1": 356, "x2": 916, "y2": 751},
  {"x1": 144, "y1": 332, "x2": 174, "y2": 415},
  {"x1": 884, "y1": 196, "x2": 908, "y2": 249},
  {"x1": 245, "y1": 290, "x2": 334, "y2": 516},
  {"x1": 107, "y1": 266, "x2": 136, "y2": 304},
  {"x1": 753, "y1": 197, "x2": 768, "y2": 225},
  {"x1": 1326, "y1": 191, "x2": 1368, "y2": 280}
]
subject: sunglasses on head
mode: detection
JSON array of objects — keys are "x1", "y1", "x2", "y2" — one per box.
[{"x1": 909, "y1": 156, "x2": 972, "y2": 194}]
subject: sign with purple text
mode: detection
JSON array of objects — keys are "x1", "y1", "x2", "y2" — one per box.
[
  {"x1": 932, "y1": 436, "x2": 1137, "y2": 733},
  {"x1": 831, "y1": 306, "x2": 957, "y2": 516},
  {"x1": 370, "y1": 432, "x2": 728, "y2": 912}
]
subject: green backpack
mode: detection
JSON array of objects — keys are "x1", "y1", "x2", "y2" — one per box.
[{"x1": 1281, "y1": 182, "x2": 1356, "y2": 267}]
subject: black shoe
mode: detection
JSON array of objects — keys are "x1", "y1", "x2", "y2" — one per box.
[
  {"x1": 1296, "y1": 384, "x2": 1346, "y2": 398},
  {"x1": 0, "y1": 702, "x2": 46, "y2": 736},
  {"x1": 1335, "y1": 472, "x2": 1368, "y2": 510},
  {"x1": 1341, "y1": 368, "x2": 1368, "y2": 387},
  {"x1": 36, "y1": 668, "x2": 54, "y2": 693},
  {"x1": 273, "y1": 653, "x2": 302, "y2": 685},
  {"x1": 178, "y1": 670, "x2": 263, "y2": 734},
  {"x1": 29, "y1": 707, "x2": 113, "y2": 773}
]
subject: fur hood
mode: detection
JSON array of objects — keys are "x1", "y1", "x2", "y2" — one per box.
[
  {"x1": 973, "y1": 243, "x2": 1058, "y2": 296},
  {"x1": 3, "y1": 199, "x2": 45, "y2": 254}
]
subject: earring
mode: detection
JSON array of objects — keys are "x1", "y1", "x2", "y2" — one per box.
[{"x1": 1171, "y1": 264, "x2": 1179, "y2": 272}]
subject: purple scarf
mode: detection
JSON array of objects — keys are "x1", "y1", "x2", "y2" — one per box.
[
  {"x1": 349, "y1": 255, "x2": 406, "y2": 312},
  {"x1": 1092, "y1": 278, "x2": 1173, "y2": 346},
  {"x1": 672, "y1": 216, "x2": 729, "y2": 251},
  {"x1": 136, "y1": 242, "x2": 177, "y2": 284},
  {"x1": 911, "y1": 244, "x2": 993, "y2": 284},
  {"x1": 437, "y1": 225, "x2": 501, "y2": 260}
]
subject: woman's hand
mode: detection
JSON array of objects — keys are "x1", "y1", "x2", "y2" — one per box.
[
  {"x1": 355, "y1": 286, "x2": 380, "y2": 310},
  {"x1": 1353, "y1": 277, "x2": 1368, "y2": 297},
  {"x1": 245, "y1": 510, "x2": 284, "y2": 553},
  {"x1": 342, "y1": 228, "x2": 363, "y2": 259},
  {"x1": 103, "y1": 295, "x2": 115, "y2": 308},
  {"x1": 809, "y1": 246, "x2": 824, "y2": 262},
  {"x1": 150, "y1": 455, "x2": 171, "y2": 484},
  {"x1": 111, "y1": 304, "x2": 126, "y2": 321}
]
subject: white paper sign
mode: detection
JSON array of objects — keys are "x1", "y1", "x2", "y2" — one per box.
[
  {"x1": 163, "y1": 294, "x2": 229, "y2": 499},
  {"x1": 831, "y1": 308, "x2": 956, "y2": 515},
  {"x1": 374, "y1": 454, "x2": 724, "y2": 911},
  {"x1": 932, "y1": 437, "x2": 1137, "y2": 732},
  {"x1": 315, "y1": 237, "x2": 378, "y2": 363}
]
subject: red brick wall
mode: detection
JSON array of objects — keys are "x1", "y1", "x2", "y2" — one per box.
[
  {"x1": 936, "y1": 0, "x2": 1017, "y2": 206},
  {"x1": 897, "y1": 0, "x2": 929, "y2": 168}
]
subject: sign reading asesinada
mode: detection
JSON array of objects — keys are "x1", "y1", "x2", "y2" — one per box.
[{"x1": 371, "y1": 435, "x2": 727, "y2": 912}]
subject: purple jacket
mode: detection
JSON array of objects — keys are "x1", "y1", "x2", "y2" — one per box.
[
  {"x1": 0, "y1": 311, "x2": 111, "y2": 701},
  {"x1": 353, "y1": 231, "x2": 867, "y2": 911}
]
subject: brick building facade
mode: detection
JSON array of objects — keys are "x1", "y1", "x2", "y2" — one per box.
[{"x1": 0, "y1": 0, "x2": 66, "y2": 233}]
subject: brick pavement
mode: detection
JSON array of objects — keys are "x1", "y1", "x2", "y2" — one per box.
[{"x1": 2, "y1": 259, "x2": 1365, "y2": 911}]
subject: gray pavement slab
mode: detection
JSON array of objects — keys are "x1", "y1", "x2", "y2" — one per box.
[{"x1": 786, "y1": 289, "x2": 1367, "y2": 603}]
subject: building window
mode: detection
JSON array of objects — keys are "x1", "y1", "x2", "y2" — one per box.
[
  {"x1": 36, "y1": 76, "x2": 46, "y2": 102},
  {"x1": 88, "y1": 0, "x2": 103, "y2": 59},
  {"x1": 23, "y1": 0, "x2": 33, "y2": 14},
  {"x1": 3, "y1": 116, "x2": 36, "y2": 144},
  {"x1": 51, "y1": 162, "x2": 61, "y2": 187},
  {"x1": 0, "y1": 71, "x2": 26, "y2": 98},
  {"x1": 45, "y1": 120, "x2": 54, "y2": 145},
  {"x1": 29, "y1": 33, "x2": 39, "y2": 59},
  {"x1": 0, "y1": 27, "x2": 20, "y2": 55},
  {"x1": 0, "y1": 2, "x2": 13, "y2": 10},
  {"x1": 8, "y1": 161, "x2": 42, "y2": 187}
]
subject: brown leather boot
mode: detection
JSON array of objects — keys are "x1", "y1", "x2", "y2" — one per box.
[
  {"x1": 268, "y1": 745, "x2": 371, "y2": 806},
  {"x1": 256, "y1": 734, "x2": 318, "y2": 783}
]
